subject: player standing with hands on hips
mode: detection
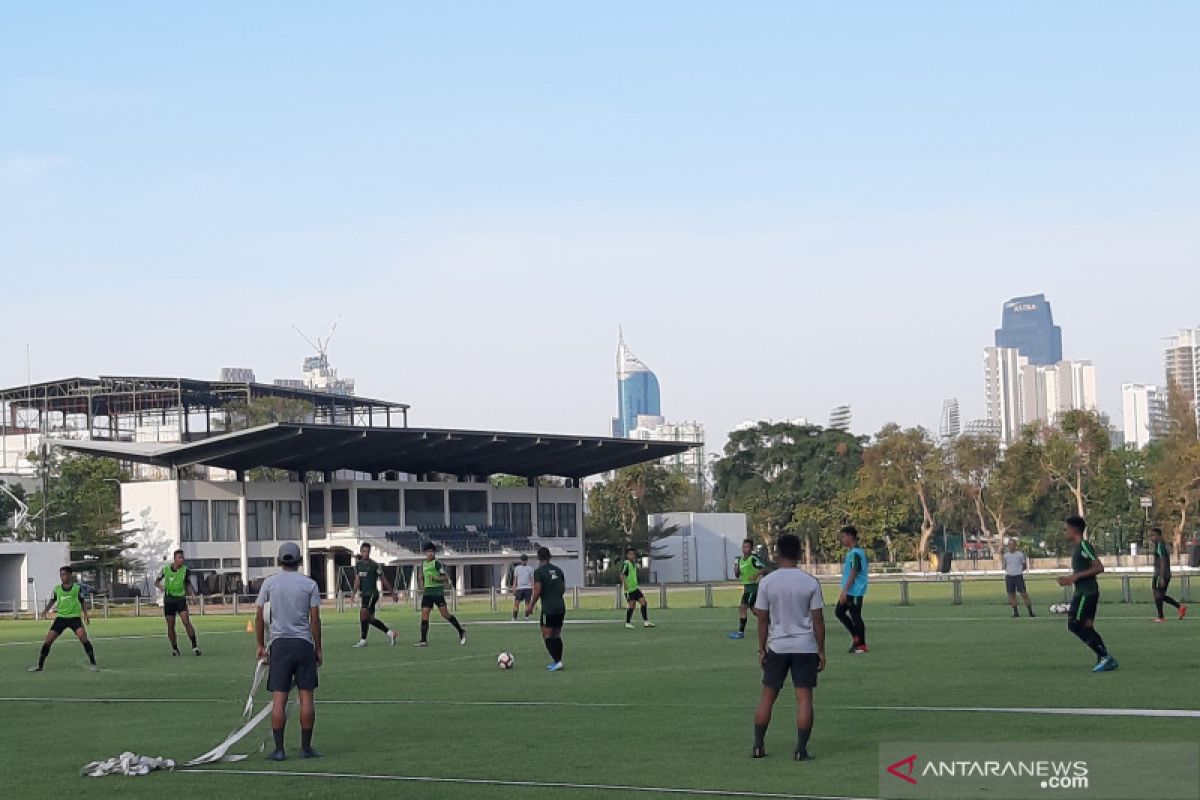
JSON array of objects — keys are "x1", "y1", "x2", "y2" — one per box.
[
  {"x1": 622, "y1": 548, "x2": 655, "y2": 628},
  {"x1": 155, "y1": 549, "x2": 202, "y2": 656}
]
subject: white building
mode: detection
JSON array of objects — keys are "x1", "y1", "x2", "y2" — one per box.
[
  {"x1": 1122, "y1": 383, "x2": 1166, "y2": 449},
  {"x1": 1165, "y1": 327, "x2": 1200, "y2": 428},
  {"x1": 984, "y1": 346, "x2": 1028, "y2": 443},
  {"x1": 986, "y1": 347, "x2": 1098, "y2": 443},
  {"x1": 646, "y1": 512, "x2": 748, "y2": 584},
  {"x1": 627, "y1": 415, "x2": 705, "y2": 486},
  {"x1": 219, "y1": 367, "x2": 257, "y2": 383},
  {"x1": 0, "y1": 541, "x2": 70, "y2": 612},
  {"x1": 939, "y1": 398, "x2": 961, "y2": 441},
  {"x1": 828, "y1": 405, "x2": 852, "y2": 432},
  {"x1": 732, "y1": 417, "x2": 810, "y2": 432}
]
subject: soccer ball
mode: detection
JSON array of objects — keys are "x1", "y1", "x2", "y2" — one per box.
[
  {"x1": 497, "y1": 651, "x2": 515, "y2": 670},
  {"x1": 1049, "y1": 603, "x2": 1067, "y2": 615}
]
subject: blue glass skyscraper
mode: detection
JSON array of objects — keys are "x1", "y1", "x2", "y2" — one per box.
[
  {"x1": 612, "y1": 330, "x2": 661, "y2": 438},
  {"x1": 994, "y1": 293, "x2": 1063, "y2": 366}
]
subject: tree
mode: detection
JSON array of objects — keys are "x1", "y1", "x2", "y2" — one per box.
[
  {"x1": 983, "y1": 428, "x2": 1045, "y2": 543},
  {"x1": 1149, "y1": 382, "x2": 1200, "y2": 561},
  {"x1": 856, "y1": 425, "x2": 945, "y2": 559},
  {"x1": 949, "y1": 434, "x2": 1001, "y2": 545},
  {"x1": 0, "y1": 480, "x2": 29, "y2": 538},
  {"x1": 1038, "y1": 409, "x2": 1110, "y2": 518},
  {"x1": 585, "y1": 463, "x2": 691, "y2": 561},
  {"x1": 223, "y1": 397, "x2": 315, "y2": 481}
]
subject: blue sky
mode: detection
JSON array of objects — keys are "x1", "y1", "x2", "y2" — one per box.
[{"x1": 2, "y1": 2, "x2": 1197, "y2": 447}]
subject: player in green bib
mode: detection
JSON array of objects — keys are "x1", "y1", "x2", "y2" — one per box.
[
  {"x1": 30, "y1": 566, "x2": 98, "y2": 672},
  {"x1": 530, "y1": 546, "x2": 567, "y2": 671},
  {"x1": 414, "y1": 542, "x2": 466, "y2": 647},
  {"x1": 622, "y1": 548, "x2": 655, "y2": 628},
  {"x1": 154, "y1": 549, "x2": 201, "y2": 656},
  {"x1": 730, "y1": 539, "x2": 770, "y2": 639},
  {"x1": 351, "y1": 543, "x2": 399, "y2": 648}
]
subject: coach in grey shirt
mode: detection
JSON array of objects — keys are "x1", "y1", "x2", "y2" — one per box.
[
  {"x1": 1002, "y1": 539, "x2": 1034, "y2": 618},
  {"x1": 750, "y1": 533, "x2": 825, "y2": 761},
  {"x1": 255, "y1": 542, "x2": 323, "y2": 761}
]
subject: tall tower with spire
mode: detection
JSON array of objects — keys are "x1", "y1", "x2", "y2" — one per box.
[{"x1": 612, "y1": 328, "x2": 662, "y2": 437}]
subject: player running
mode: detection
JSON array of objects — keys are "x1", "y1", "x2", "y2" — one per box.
[
  {"x1": 351, "y1": 543, "x2": 399, "y2": 648},
  {"x1": 29, "y1": 566, "x2": 98, "y2": 673},
  {"x1": 155, "y1": 549, "x2": 202, "y2": 656},
  {"x1": 1002, "y1": 539, "x2": 1035, "y2": 618},
  {"x1": 730, "y1": 539, "x2": 769, "y2": 639},
  {"x1": 751, "y1": 534, "x2": 825, "y2": 761},
  {"x1": 529, "y1": 546, "x2": 567, "y2": 671},
  {"x1": 835, "y1": 526, "x2": 868, "y2": 654},
  {"x1": 511, "y1": 554, "x2": 535, "y2": 621},
  {"x1": 622, "y1": 548, "x2": 655, "y2": 628},
  {"x1": 1057, "y1": 516, "x2": 1117, "y2": 672},
  {"x1": 1150, "y1": 528, "x2": 1187, "y2": 622},
  {"x1": 414, "y1": 542, "x2": 466, "y2": 647}
]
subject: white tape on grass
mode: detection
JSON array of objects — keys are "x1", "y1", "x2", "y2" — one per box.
[
  {"x1": 179, "y1": 768, "x2": 874, "y2": 799},
  {"x1": 848, "y1": 705, "x2": 1200, "y2": 719}
]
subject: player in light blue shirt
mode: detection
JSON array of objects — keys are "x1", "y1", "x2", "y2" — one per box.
[{"x1": 835, "y1": 525, "x2": 869, "y2": 654}]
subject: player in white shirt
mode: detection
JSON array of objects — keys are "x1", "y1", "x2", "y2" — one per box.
[
  {"x1": 1002, "y1": 539, "x2": 1034, "y2": 618},
  {"x1": 511, "y1": 554, "x2": 536, "y2": 621}
]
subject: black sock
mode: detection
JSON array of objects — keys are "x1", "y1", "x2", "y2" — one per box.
[
  {"x1": 82, "y1": 641, "x2": 96, "y2": 665},
  {"x1": 38, "y1": 643, "x2": 50, "y2": 668},
  {"x1": 739, "y1": 617, "x2": 747, "y2": 633},
  {"x1": 1082, "y1": 629, "x2": 1108, "y2": 659},
  {"x1": 361, "y1": 619, "x2": 370, "y2": 639},
  {"x1": 626, "y1": 607, "x2": 634, "y2": 624},
  {"x1": 1156, "y1": 598, "x2": 1166, "y2": 618},
  {"x1": 301, "y1": 727, "x2": 313, "y2": 750},
  {"x1": 272, "y1": 728, "x2": 285, "y2": 752},
  {"x1": 754, "y1": 723, "x2": 767, "y2": 750},
  {"x1": 188, "y1": 632, "x2": 198, "y2": 648},
  {"x1": 1012, "y1": 606, "x2": 1019, "y2": 616},
  {"x1": 1164, "y1": 595, "x2": 1181, "y2": 610},
  {"x1": 641, "y1": 605, "x2": 648, "y2": 622},
  {"x1": 513, "y1": 609, "x2": 518, "y2": 620},
  {"x1": 448, "y1": 615, "x2": 464, "y2": 635},
  {"x1": 549, "y1": 637, "x2": 563, "y2": 663},
  {"x1": 797, "y1": 727, "x2": 812, "y2": 756},
  {"x1": 420, "y1": 620, "x2": 429, "y2": 642},
  {"x1": 544, "y1": 636, "x2": 556, "y2": 660},
  {"x1": 370, "y1": 619, "x2": 389, "y2": 634}
]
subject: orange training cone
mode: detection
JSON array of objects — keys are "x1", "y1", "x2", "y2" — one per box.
[{"x1": 245, "y1": 619, "x2": 253, "y2": 633}]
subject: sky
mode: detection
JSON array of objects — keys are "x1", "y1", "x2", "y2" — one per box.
[{"x1": 2, "y1": 2, "x2": 1198, "y2": 453}]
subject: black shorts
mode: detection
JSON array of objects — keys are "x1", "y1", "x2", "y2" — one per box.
[
  {"x1": 163, "y1": 596, "x2": 188, "y2": 616},
  {"x1": 741, "y1": 585, "x2": 759, "y2": 607},
  {"x1": 50, "y1": 616, "x2": 83, "y2": 635},
  {"x1": 541, "y1": 611, "x2": 566, "y2": 629},
  {"x1": 421, "y1": 594, "x2": 447, "y2": 610},
  {"x1": 625, "y1": 589, "x2": 644, "y2": 604},
  {"x1": 1068, "y1": 592, "x2": 1099, "y2": 625},
  {"x1": 514, "y1": 589, "x2": 533, "y2": 603},
  {"x1": 762, "y1": 651, "x2": 819, "y2": 691},
  {"x1": 361, "y1": 593, "x2": 379, "y2": 612},
  {"x1": 268, "y1": 638, "x2": 319, "y2": 692},
  {"x1": 1154, "y1": 575, "x2": 1172, "y2": 593},
  {"x1": 1005, "y1": 575, "x2": 1027, "y2": 594}
]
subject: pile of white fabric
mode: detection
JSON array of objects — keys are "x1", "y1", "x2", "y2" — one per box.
[{"x1": 80, "y1": 752, "x2": 175, "y2": 778}]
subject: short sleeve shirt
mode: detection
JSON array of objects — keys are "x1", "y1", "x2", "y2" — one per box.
[
  {"x1": 513, "y1": 564, "x2": 535, "y2": 590},
  {"x1": 356, "y1": 558, "x2": 380, "y2": 595},
  {"x1": 257, "y1": 570, "x2": 321, "y2": 644},
  {"x1": 842, "y1": 548, "x2": 869, "y2": 596},
  {"x1": 1002, "y1": 551, "x2": 1027, "y2": 576},
  {"x1": 534, "y1": 563, "x2": 566, "y2": 616},
  {"x1": 1154, "y1": 541, "x2": 1171, "y2": 578},
  {"x1": 753, "y1": 567, "x2": 824, "y2": 654},
  {"x1": 1071, "y1": 540, "x2": 1100, "y2": 597}
]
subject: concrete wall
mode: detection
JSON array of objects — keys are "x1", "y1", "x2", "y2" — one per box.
[
  {"x1": 0, "y1": 541, "x2": 71, "y2": 610},
  {"x1": 648, "y1": 513, "x2": 748, "y2": 583}
]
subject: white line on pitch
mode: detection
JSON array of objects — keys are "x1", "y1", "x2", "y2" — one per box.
[
  {"x1": 178, "y1": 768, "x2": 873, "y2": 799},
  {"x1": 847, "y1": 705, "x2": 1200, "y2": 719}
]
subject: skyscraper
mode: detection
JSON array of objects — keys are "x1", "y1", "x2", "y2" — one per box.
[
  {"x1": 939, "y1": 398, "x2": 961, "y2": 441},
  {"x1": 612, "y1": 330, "x2": 661, "y2": 438},
  {"x1": 986, "y1": 346, "x2": 1098, "y2": 444},
  {"x1": 828, "y1": 404, "x2": 852, "y2": 432},
  {"x1": 984, "y1": 346, "x2": 1028, "y2": 444},
  {"x1": 1121, "y1": 384, "x2": 1166, "y2": 449},
  {"x1": 1164, "y1": 327, "x2": 1200, "y2": 428},
  {"x1": 995, "y1": 294, "x2": 1063, "y2": 366}
]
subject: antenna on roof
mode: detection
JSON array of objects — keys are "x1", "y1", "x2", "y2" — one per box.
[{"x1": 292, "y1": 315, "x2": 342, "y2": 358}]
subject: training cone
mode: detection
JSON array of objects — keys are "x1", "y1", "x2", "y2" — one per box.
[{"x1": 245, "y1": 619, "x2": 253, "y2": 633}]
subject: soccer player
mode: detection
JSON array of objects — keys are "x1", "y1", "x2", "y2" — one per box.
[
  {"x1": 414, "y1": 542, "x2": 466, "y2": 647},
  {"x1": 256, "y1": 542, "x2": 323, "y2": 761},
  {"x1": 29, "y1": 566, "x2": 98, "y2": 672},
  {"x1": 529, "y1": 546, "x2": 567, "y2": 671},
  {"x1": 511, "y1": 554, "x2": 535, "y2": 621},
  {"x1": 1150, "y1": 528, "x2": 1187, "y2": 622},
  {"x1": 155, "y1": 549, "x2": 202, "y2": 656},
  {"x1": 1002, "y1": 539, "x2": 1035, "y2": 618},
  {"x1": 1057, "y1": 516, "x2": 1117, "y2": 672},
  {"x1": 350, "y1": 543, "x2": 399, "y2": 647},
  {"x1": 751, "y1": 533, "x2": 825, "y2": 761},
  {"x1": 730, "y1": 539, "x2": 769, "y2": 639},
  {"x1": 835, "y1": 526, "x2": 868, "y2": 654},
  {"x1": 622, "y1": 548, "x2": 654, "y2": 628}
]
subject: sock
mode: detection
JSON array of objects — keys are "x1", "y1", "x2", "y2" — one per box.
[
  {"x1": 188, "y1": 632, "x2": 198, "y2": 648},
  {"x1": 626, "y1": 607, "x2": 634, "y2": 624},
  {"x1": 1083, "y1": 629, "x2": 1109, "y2": 659},
  {"x1": 797, "y1": 727, "x2": 812, "y2": 756},
  {"x1": 82, "y1": 641, "x2": 96, "y2": 665},
  {"x1": 1164, "y1": 595, "x2": 1181, "y2": 610},
  {"x1": 544, "y1": 636, "x2": 556, "y2": 660},
  {"x1": 448, "y1": 615, "x2": 464, "y2": 635},
  {"x1": 512, "y1": 609, "x2": 518, "y2": 620},
  {"x1": 739, "y1": 617, "x2": 747, "y2": 633},
  {"x1": 38, "y1": 643, "x2": 50, "y2": 668},
  {"x1": 360, "y1": 619, "x2": 370, "y2": 639},
  {"x1": 301, "y1": 728, "x2": 313, "y2": 750},
  {"x1": 420, "y1": 620, "x2": 429, "y2": 642},
  {"x1": 1012, "y1": 606, "x2": 1019, "y2": 617},
  {"x1": 641, "y1": 605, "x2": 648, "y2": 622},
  {"x1": 1156, "y1": 598, "x2": 1165, "y2": 618},
  {"x1": 549, "y1": 637, "x2": 563, "y2": 663},
  {"x1": 272, "y1": 728, "x2": 285, "y2": 752},
  {"x1": 753, "y1": 723, "x2": 767, "y2": 750},
  {"x1": 370, "y1": 619, "x2": 389, "y2": 634}
]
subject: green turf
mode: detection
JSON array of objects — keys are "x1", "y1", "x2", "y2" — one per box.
[{"x1": 1, "y1": 588, "x2": 1197, "y2": 799}]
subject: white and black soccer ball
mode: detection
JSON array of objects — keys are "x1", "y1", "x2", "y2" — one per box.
[
  {"x1": 1049, "y1": 603, "x2": 1067, "y2": 615},
  {"x1": 497, "y1": 651, "x2": 515, "y2": 670}
]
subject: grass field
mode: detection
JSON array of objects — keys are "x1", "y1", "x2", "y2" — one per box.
[{"x1": 1, "y1": 582, "x2": 1197, "y2": 800}]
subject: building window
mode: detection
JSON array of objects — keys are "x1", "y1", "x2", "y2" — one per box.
[
  {"x1": 557, "y1": 503, "x2": 578, "y2": 537},
  {"x1": 538, "y1": 503, "x2": 557, "y2": 538},
  {"x1": 247, "y1": 500, "x2": 275, "y2": 541},
  {"x1": 180, "y1": 501, "x2": 209, "y2": 543},
  {"x1": 449, "y1": 490, "x2": 487, "y2": 527},
  {"x1": 222, "y1": 558, "x2": 242, "y2": 569},
  {"x1": 492, "y1": 503, "x2": 510, "y2": 531},
  {"x1": 510, "y1": 502, "x2": 532, "y2": 536},
  {"x1": 330, "y1": 489, "x2": 350, "y2": 527},
  {"x1": 277, "y1": 501, "x2": 302, "y2": 540},
  {"x1": 308, "y1": 490, "x2": 325, "y2": 528},
  {"x1": 211, "y1": 500, "x2": 240, "y2": 542},
  {"x1": 405, "y1": 489, "x2": 445, "y2": 528},
  {"x1": 357, "y1": 489, "x2": 401, "y2": 526},
  {"x1": 247, "y1": 556, "x2": 275, "y2": 568},
  {"x1": 188, "y1": 558, "x2": 220, "y2": 570}
]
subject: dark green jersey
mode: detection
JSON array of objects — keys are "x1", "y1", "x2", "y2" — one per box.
[
  {"x1": 1071, "y1": 540, "x2": 1100, "y2": 596},
  {"x1": 1154, "y1": 540, "x2": 1171, "y2": 578},
  {"x1": 356, "y1": 558, "x2": 380, "y2": 595},
  {"x1": 422, "y1": 559, "x2": 446, "y2": 596},
  {"x1": 534, "y1": 562, "x2": 566, "y2": 615}
]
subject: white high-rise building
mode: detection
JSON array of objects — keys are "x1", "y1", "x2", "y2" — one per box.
[
  {"x1": 627, "y1": 415, "x2": 705, "y2": 487},
  {"x1": 218, "y1": 367, "x2": 257, "y2": 383},
  {"x1": 984, "y1": 346, "x2": 1028, "y2": 444},
  {"x1": 1164, "y1": 327, "x2": 1200, "y2": 428},
  {"x1": 939, "y1": 398, "x2": 961, "y2": 441},
  {"x1": 1121, "y1": 384, "x2": 1166, "y2": 449},
  {"x1": 986, "y1": 346, "x2": 1097, "y2": 443}
]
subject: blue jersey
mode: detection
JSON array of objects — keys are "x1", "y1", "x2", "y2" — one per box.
[{"x1": 842, "y1": 547, "x2": 869, "y2": 596}]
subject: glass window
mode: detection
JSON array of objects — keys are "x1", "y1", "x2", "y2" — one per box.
[
  {"x1": 222, "y1": 558, "x2": 241, "y2": 569},
  {"x1": 357, "y1": 489, "x2": 401, "y2": 526},
  {"x1": 492, "y1": 503, "x2": 510, "y2": 530},
  {"x1": 557, "y1": 503, "x2": 578, "y2": 537},
  {"x1": 449, "y1": 490, "x2": 488, "y2": 527},
  {"x1": 180, "y1": 501, "x2": 209, "y2": 543},
  {"x1": 247, "y1": 556, "x2": 275, "y2": 568},
  {"x1": 247, "y1": 500, "x2": 275, "y2": 541},
  {"x1": 308, "y1": 490, "x2": 325, "y2": 528},
  {"x1": 538, "y1": 503, "x2": 557, "y2": 538},
  {"x1": 510, "y1": 502, "x2": 532, "y2": 536},
  {"x1": 405, "y1": 489, "x2": 445, "y2": 528},
  {"x1": 189, "y1": 558, "x2": 220, "y2": 570},
  {"x1": 277, "y1": 501, "x2": 302, "y2": 540},
  {"x1": 211, "y1": 500, "x2": 240, "y2": 542},
  {"x1": 330, "y1": 489, "x2": 350, "y2": 527}
]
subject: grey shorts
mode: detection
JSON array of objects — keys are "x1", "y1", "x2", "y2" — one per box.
[
  {"x1": 1005, "y1": 575, "x2": 1027, "y2": 594},
  {"x1": 514, "y1": 589, "x2": 533, "y2": 603}
]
